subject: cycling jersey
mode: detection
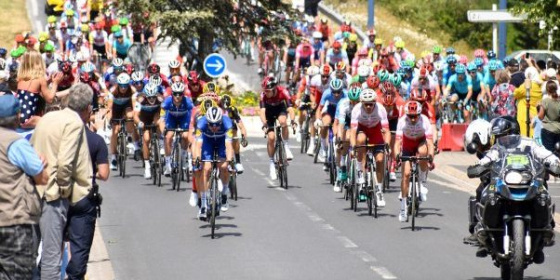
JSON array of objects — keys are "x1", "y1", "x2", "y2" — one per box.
[
  {"x1": 483, "y1": 71, "x2": 496, "y2": 92},
  {"x1": 325, "y1": 49, "x2": 349, "y2": 67},
  {"x1": 442, "y1": 66, "x2": 455, "y2": 87},
  {"x1": 446, "y1": 74, "x2": 472, "y2": 96},
  {"x1": 410, "y1": 76, "x2": 438, "y2": 96},
  {"x1": 309, "y1": 75, "x2": 330, "y2": 104},
  {"x1": 89, "y1": 30, "x2": 108, "y2": 47},
  {"x1": 320, "y1": 89, "x2": 348, "y2": 117},
  {"x1": 295, "y1": 43, "x2": 314, "y2": 59},
  {"x1": 113, "y1": 38, "x2": 132, "y2": 57},
  {"x1": 108, "y1": 87, "x2": 133, "y2": 120},
  {"x1": 396, "y1": 114, "x2": 432, "y2": 153},
  {"x1": 470, "y1": 72, "x2": 484, "y2": 98},
  {"x1": 134, "y1": 97, "x2": 162, "y2": 125},
  {"x1": 335, "y1": 98, "x2": 353, "y2": 128},
  {"x1": 196, "y1": 115, "x2": 233, "y2": 161},
  {"x1": 351, "y1": 103, "x2": 389, "y2": 145},
  {"x1": 42, "y1": 53, "x2": 62, "y2": 69},
  {"x1": 312, "y1": 41, "x2": 324, "y2": 61},
  {"x1": 260, "y1": 86, "x2": 291, "y2": 128},
  {"x1": 162, "y1": 96, "x2": 194, "y2": 130}
]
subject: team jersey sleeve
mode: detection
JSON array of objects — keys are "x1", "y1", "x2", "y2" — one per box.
[
  {"x1": 467, "y1": 75, "x2": 473, "y2": 88},
  {"x1": 223, "y1": 116, "x2": 233, "y2": 142},
  {"x1": 335, "y1": 99, "x2": 347, "y2": 122},
  {"x1": 395, "y1": 116, "x2": 406, "y2": 139},
  {"x1": 161, "y1": 96, "x2": 171, "y2": 110},
  {"x1": 320, "y1": 90, "x2": 329, "y2": 106},
  {"x1": 133, "y1": 100, "x2": 142, "y2": 112},
  {"x1": 378, "y1": 105, "x2": 389, "y2": 129},
  {"x1": 195, "y1": 117, "x2": 206, "y2": 140},
  {"x1": 259, "y1": 92, "x2": 266, "y2": 108},
  {"x1": 350, "y1": 104, "x2": 360, "y2": 128},
  {"x1": 422, "y1": 115, "x2": 433, "y2": 140}
]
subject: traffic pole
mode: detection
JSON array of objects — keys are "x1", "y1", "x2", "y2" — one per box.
[
  {"x1": 498, "y1": 0, "x2": 507, "y2": 59},
  {"x1": 368, "y1": 0, "x2": 375, "y2": 28}
]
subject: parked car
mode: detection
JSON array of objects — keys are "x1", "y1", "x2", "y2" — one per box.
[{"x1": 505, "y1": 50, "x2": 560, "y2": 64}]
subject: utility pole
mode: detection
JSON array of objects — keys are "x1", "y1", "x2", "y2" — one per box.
[
  {"x1": 498, "y1": 0, "x2": 507, "y2": 59},
  {"x1": 368, "y1": 0, "x2": 374, "y2": 28}
]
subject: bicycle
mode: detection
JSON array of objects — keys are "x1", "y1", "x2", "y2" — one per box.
[
  {"x1": 399, "y1": 155, "x2": 431, "y2": 231},
  {"x1": 299, "y1": 99, "x2": 313, "y2": 154},
  {"x1": 205, "y1": 149, "x2": 223, "y2": 239},
  {"x1": 241, "y1": 33, "x2": 252, "y2": 65},
  {"x1": 266, "y1": 122, "x2": 294, "y2": 189},
  {"x1": 353, "y1": 143, "x2": 388, "y2": 218},
  {"x1": 326, "y1": 126, "x2": 337, "y2": 186},
  {"x1": 229, "y1": 138, "x2": 239, "y2": 201},
  {"x1": 145, "y1": 124, "x2": 163, "y2": 187},
  {"x1": 111, "y1": 118, "x2": 134, "y2": 178},
  {"x1": 168, "y1": 128, "x2": 188, "y2": 191}
]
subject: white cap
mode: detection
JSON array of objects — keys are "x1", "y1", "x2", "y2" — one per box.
[{"x1": 546, "y1": 68, "x2": 557, "y2": 79}]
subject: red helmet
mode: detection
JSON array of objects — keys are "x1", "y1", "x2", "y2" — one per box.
[
  {"x1": 383, "y1": 92, "x2": 395, "y2": 106},
  {"x1": 404, "y1": 101, "x2": 422, "y2": 116},
  {"x1": 358, "y1": 48, "x2": 368, "y2": 57},
  {"x1": 320, "y1": 65, "x2": 332, "y2": 76},
  {"x1": 366, "y1": 75, "x2": 380, "y2": 89},
  {"x1": 386, "y1": 45, "x2": 396, "y2": 54},
  {"x1": 410, "y1": 88, "x2": 428, "y2": 102},
  {"x1": 187, "y1": 70, "x2": 199, "y2": 83},
  {"x1": 332, "y1": 41, "x2": 342, "y2": 49},
  {"x1": 380, "y1": 81, "x2": 395, "y2": 95},
  {"x1": 124, "y1": 64, "x2": 135, "y2": 75},
  {"x1": 59, "y1": 60, "x2": 72, "y2": 73},
  {"x1": 80, "y1": 72, "x2": 92, "y2": 83},
  {"x1": 419, "y1": 66, "x2": 428, "y2": 78},
  {"x1": 148, "y1": 63, "x2": 160, "y2": 75},
  {"x1": 262, "y1": 76, "x2": 278, "y2": 90},
  {"x1": 379, "y1": 48, "x2": 389, "y2": 57}
]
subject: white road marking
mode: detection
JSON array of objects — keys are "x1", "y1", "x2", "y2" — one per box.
[
  {"x1": 337, "y1": 236, "x2": 358, "y2": 248},
  {"x1": 352, "y1": 250, "x2": 377, "y2": 263},
  {"x1": 371, "y1": 266, "x2": 398, "y2": 279},
  {"x1": 30, "y1": 0, "x2": 38, "y2": 17},
  {"x1": 35, "y1": 20, "x2": 43, "y2": 32},
  {"x1": 307, "y1": 212, "x2": 324, "y2": 222}
]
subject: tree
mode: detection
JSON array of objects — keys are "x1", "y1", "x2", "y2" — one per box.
[
  {"x1": 117, "y1": 0, "x2": 296, "y2": 73},
  {"x1": 510, "y1": 0, "x2": 560, "y2": 37}
]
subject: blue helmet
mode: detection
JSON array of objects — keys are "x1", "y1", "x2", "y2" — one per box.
[
  {"x1": 488, "y1": 60, "x2": 499, "y2": 71},
  {"x1": 446, "y1": 47, "x2": 455, "y2": 55},
  {"x1": 474, "y1": 57, "x2": 484, "y2": 67},
  {"x1": 467, "y1": 62, "x2": 477, "y2": 72},
  {"x1": 446, "y1": 56, "x2": 457, "y2": 64},
  {"x1": 455, "y1": 64, "x2": 466, "y2": 74}
]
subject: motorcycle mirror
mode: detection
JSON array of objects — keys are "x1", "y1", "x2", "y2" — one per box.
[
  {"x1": 554, "y1": 142, "x2": 560, "y2": 154},
  {"x1": 466, "y1": 142, "x2": 478, "y2": 154}
]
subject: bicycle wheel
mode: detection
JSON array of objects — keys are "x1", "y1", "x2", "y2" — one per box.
[
  {"x1": 185, "y1": 152, "x2": 192, "y2": 183},
  {"x1": 157, "y1": 155, "x2": 163, "y2": 187},
  {"x1": 313, "y1": 138, "x2": 320, "y2": 163},
  {"x1": 120, "y1": 132, "x2": 127, "y2": 178},
  {"x1": 278, "y1": 143, "x2": 288, "y2": 189},
  {"x1": 353, "y1": 164, "x2": 359, "y2": 213},
  {"x1": 210, "y1": 176, "x2": 218, "y2": 239},
  {"x1": 177, "y1": 149, "x2": 182, "y2": 192},
  {"x1": 410, "y1": 173, "x2": 417, "y2": 231},
  {"x1": 300, "y1": 118, "x2": 309, "y2": 154},
  {"x1": 230, "y1": 173, "x2": 238, "y2": 201},
  {"x1": 348, "y1": 160, "x2": 355, "y2": 208},
  {"x1": 328, "y1": 141, "x2": 335, "y2": 185},
  {"x1": 370, "y1": 163, "x2": 377, "y2": 218},
  {"x1": 282, "y1": 150, "x2": 289, "y2": 189},
  {"x1": 383, "y1": 153, "x2": 390, "y2": 192},
  {"x1": 151, "y1": 140, "x2": 157, "y2": 185}
]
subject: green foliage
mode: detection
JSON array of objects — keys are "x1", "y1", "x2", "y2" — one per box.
[
  {"x1": 234, "y1": 91, "x2": 259, "y2": 108},
  {"x1": 510, "y1": 0, "x2": 560, "y2": 37}
]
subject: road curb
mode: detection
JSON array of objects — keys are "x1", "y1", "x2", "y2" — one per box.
[{"x1": 86, "y1": 224, "x2": 115, "y2": 280}]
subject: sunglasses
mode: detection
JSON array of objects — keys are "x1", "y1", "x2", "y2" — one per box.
[
  {"x1": 172, "y1": 92, "x2": 183, "y2": 97},
  {"x1": 381, "y1": 55, "x2": 388, "y2": 58},
  {"x1": 133, "y1": 81, "x2": 143, "y2": 86},
  {"x1": 118, "y1": 84, "x2": 128, "y2": 88},
  {"x1": 469, "y1": 71, "x2": 476, "y2": 74},
  {"x1": 321, "y1": 75, "x2": 329, "y2": 79},
  {"x1": 333, "y1": 90, "x2": 342, "y2": 95},
  {"x1": 363, "y1": 102, "x2": 375, "y2": 108},
  {"x1": 147, "y1": 96, "x2": 156, "y2": 101},
  {"x1": 60, "y1": 28, "x2": 67, "y2": 31},
  {"x1": 419, "y1": 77, "x2": 427, "y2": 81}
]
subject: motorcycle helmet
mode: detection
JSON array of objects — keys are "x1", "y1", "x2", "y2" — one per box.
[
  {"x1": 490, "y1": 116, "x2": 520, "y2": 138},
  {"x1": 464, "y1": 119, "x2": 491, "y2": 154}
]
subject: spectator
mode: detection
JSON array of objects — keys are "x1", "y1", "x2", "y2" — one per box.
[
  {"x1": 508, "y1": 59, "x2": 524, "y2": 88},
  {"x1": 489, "y1": 69, "x2": 516, "y2": 119},
  {"x1": 65, "y1": 92, "x2": 109, "y2": 279},
  {"x1": 30, "y1": 84, "x2": 93, "y2": 280},
  {"x1": 514, "y1": 67, "x2": 543, "y2": 137},
  {"x1": 541, "y1": 68, "x2": 558, "y2": 98},
  {"x1": 538, "y1": 80, "x2": 560, "y2": 152},
  {"x1": 0, "y1": 94, "x2": 48, "y2": 280}
]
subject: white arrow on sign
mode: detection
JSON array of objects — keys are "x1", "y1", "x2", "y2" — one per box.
[
  {"x1": 467, "y1": 10, "x2": 527, "y2": 23},
  {"x1": 207, "y1": 60, "x2": 224, "y2": 72}
]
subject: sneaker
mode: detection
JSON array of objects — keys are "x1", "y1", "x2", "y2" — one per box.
[
  {"x1": 399, "y1": 209, "x2": 408, "y2": 222},
  {"x1": 389, "y1": 172, "x2": 397, "y2": 182},
  {"x1": 144, "y1": 168, "x2": 152, "y2": 179},
  {"x1": 317, "y1": 149, "x2": 326, "y2": 162},
  {"x1": 197, "y1": 207, "x2": 207, "y2": 220},
  {"x1": 285, "y1": 145, "x2": 294, "y2": 161},
  {"x1": 235, "y1": 163, "x2": 244, "y2": 174},
  {"x1": 376, "y1": 190, "x2": 386, "y2": 207},
  {"x1": 357, "y1": 171, "x2": 365, "y2": 185},
  {"x1": 420, "y1": 184, "x2": 428, "y2": 202},
  {"x1": 257, "y1": 67, "x2": 263, "y2": 74},
  {"x1": 189, "y1": 192, "x2": 198, "y2": 207},
  {"x1": 164, "y1": 163, "x2": 171, "y2": 176},
  {"x1": 269, "y1": 163, "x2": 277, "y2": 180},
  {"x1": 110, "y1": 159, "x2": 117, "y2": 171},
  {"x1": 296, "y1": 131, "x2": 301, "y2": 142},
  {"x1": 463, "y1": 234, "x2": 480, "y2": 246},
  {"x1": 323, "y1": 163, "x2": 329, "y2": 172},
  {"x1": 218, "y1": 180, "x2": 224, "y2": 192},
  {"x1": 220, "y1": 195, "x2": 229, "y2": 212},
  {"x1": 333, "y1": 181, "x2": 342, "y2": 192},
  {"x1": 307, "y1": 141, "x2": 316, "y2": 156}
]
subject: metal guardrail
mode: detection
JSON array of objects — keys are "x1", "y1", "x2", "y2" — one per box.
[{"x1": 318, "y1": 3, "x2": 368, "y2": 42}]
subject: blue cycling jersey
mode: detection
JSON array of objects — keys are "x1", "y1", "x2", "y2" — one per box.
[
  {"x1": 447, "y1": 74, "x2": 472, "y2": 95},
  {"x1": 483, "y1": 71, "x2": 496, "y2": 91},
  {"x1": 442, "y1": 66, "x2": 455, "y2": 87},
  {"x1": 196, "y1": 115, "x2": 233, "y2": 141},
  {"x1": 162, "y1": 96, "x2": 193, "y2": 129},
  {"x1": 471, "y1": 72, "x2": 484, "y2": 92}
]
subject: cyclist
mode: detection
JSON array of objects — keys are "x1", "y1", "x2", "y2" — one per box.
[
  {"x1": 344, "y1": 33, "x2": 359, "y2": 64},
  {"x1": 316, "y1": 78, "x2": 347, "y2": 169},
  {"x1": 442, "y1": 55, "x2": 457, "y2": 87},
  {"x1": 134, "y1": 83, "x2": 163, "y2": 179},
  {"x1": 90, "y1": 23, "x2": 110, "y2": 60},
  {"x1": 311, "y1": 31, "x2": 325, "y2": 64},
  {"x1": 351, "y1": 48, "x2": 372, "y2": 76},
  {"x1": 282, "y1": 39, "x2": 297, "y2": 86},
  {"x1": 131, "y1": 71, "x2": 145, "y2": 93},
  {"x1": 350, "y1": 88, "x2": 390, "y2": 206},
  {"x1": 168, "y1": 60, "x2": 183, "y2": 81},
  {"x1": 257, "y1": 36, "x2": 276, "y2": 75},
  {"x1": 363, "y1": 29, "x2": 377, "y2": 52},
  {"x1": 107, "y1": 73, "x2": 140, "y2": 170},
  {"x1": 317, "y1": 18, "x2": 331, "y2": 43},
  {"x1": 112, "y1": 31, "x2": 131, "y2": 60},
  {"x1": 483, "y1": 60, "x2": 499, "y2": 95},
  {"x1": 379, "y1": 81, "x2": 403, "y2": 181},
  {"x1": 162, "y1": 82, "x2": 194, "y2": 175},
  {"x1": 146, "y1": 63, "x2": 170, "y2": 89},
  {"x1": 444, "y1": 64, "x2": 473, "y2": 123},
  {"x1": 187, "y1": 70, "x2": 206, "y2": 104},
  {"x1": 377, "y1": 48, "x2": 399, "y2": 73},
  {"x1": 394, "y1": 101, "x2": 434, "y2": 222},
  {"x1": 295, "y1": 65, "x2": 320, "y2": 141},
  {"x1": 467, "y1": 62, "x2": 487, "y2": 119},
  {"x1": 330, "y1": 61, "x2": 352, "y2": 86},
  {"x1": 303, "y1": 65, "x2": 332, "y2": 155},
  {"x1": 42, "y1": 43, "x2": 62, "y2": 68},
  {"x1": 194, "y1": 106, "x2": 234, "y2": 219},
  {"x1": 325, "y1": 41, "x2": 349, "y2": 71},
  {"x1": 259, "y1": 76, "x2": 296, "y2": 180},
  {"x1": 294, "y1": 37, "x2": 315, "y2": 77},
  {"x1": 220, "y1": 94, "x2": 248, "y2": 173},
  {"x1": 394, "y1": 40, "x2": 411, "y2": 65},
  {"x1": 410, "y1": 66, "x2": 439, "y2": 131},
  {"x1": 333, "y1": 84, "x2": 361, "y2": 192},
  {"x1": 104, "y1": 58, "x2": 125, "y2": 89},
  {"x1": 351, "y1": 65, "x2": 371, "y2": 84}
]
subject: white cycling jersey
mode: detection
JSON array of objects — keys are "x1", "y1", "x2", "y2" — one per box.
[
  {"x1": 310, "y1": 74, "x2": 330, "y2": 93},
  {"x1": 350, "y1": 103, "x2": 388, "y2": 129},
  {"x1": 395, "y1": 114, "x2": 432, "y2": 141}
]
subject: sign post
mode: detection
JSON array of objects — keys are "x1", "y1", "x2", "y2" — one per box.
[
  {"x1": 368, "y1": 0, "x2": 374, "y2": 28},
  {"x1": 203, "y1": 53, "x2": 227, "y2": 79}
]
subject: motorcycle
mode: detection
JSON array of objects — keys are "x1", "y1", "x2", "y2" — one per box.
[{"x1": 467, "y1": 135, "x2": 556, "y2": 280}]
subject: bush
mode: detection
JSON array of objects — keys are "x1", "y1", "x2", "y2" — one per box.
[{"x1": 234, "y1": 91, "x2": 259, "y2": 108}]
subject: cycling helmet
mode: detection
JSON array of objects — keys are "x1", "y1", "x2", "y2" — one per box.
[
  {"x1": 379, "y1": 48, "x2": 389, "y2": 57},
  {"x1": 374, "y1": 38, "x2": 383, "y2": 45},
  {"x1": 60, "y1": 61, "x2": 72, "y2": 73},
  {"x1": 168, "y1": 60, "x2": 180, "y2": 69},
  {"x1": 321, "y1": 18, "x2": 328, "y2": 24},
  {"x1": 380, "y1": 81, "x2": 395, "y2": 95},
  {"x1": 320, "y1": 65, "x2": 333, "y2": 76},
  {"x1": 131, "y1": 71, "x2": 144, "y2": 82},
  {"x1": 490, "y1": 116, "x2": 520, "y2": 138},
  {"x1": 347, "y1": 87, "x2": 362, "y2": 101},
  {"x1": 124, "y1": 64, "x2": 135, "y2": 75},
  {"x1": 148, "y1": 64, "x2": 160, "y2": 75},
  {"x1": 446, "y1": 47, "x2": 455, "y2": 55},
  {"x1": 455, "y1": 64, "x2": 466, "y2": 74},
  {"x1": 395, "y1": 40, "x2": 405, "y2": 49},
  {"x1": 329, "y1": 78, "x2": 344, "y2": 91},
  {"x1": 110, "y1": 25, "x2": 121, "y2": 33},
  {"x1": 366, "y1": 75, "x2": 380, "y2": 89},
  {"x1": 332, "y1": 41, "x2": 342, "y2": 49},
  {"x1": 487, "y1": 50, "x2": 496, "y2": 59},
  {"x1": 488, "y1": 60, "x2": 499, "y2": 71},
  {"x1": 432, "y1": 45, "x2": 442, "y2": 54},
  {"x1": 383, "y1": 92, "x2": 395, "y2": 106},
  {"x1": 206, "y1": 106, "x2": 223, "y2": 124},
  {"x1": 204, "y1": 81, "x2": 218, "y2": 93},
  {"x1": 464, "y1": 62, "x2": 477, "y2": 73},
  {"x1": 367, "y1": 29, "x2": 376, "y2": 36},
  {"x1": 349, "y1": 33, "x2": 358, "y2": 42},
  {"x1": 149, "y1": 75, "x2": 162, "y2": 86},
  {"x1": 117, "y1": 73, "x2": 131, "y2": 85},
  {"x1": 312, "y1": 31, "x2": 323, "y2": 39},
  {"x1": 410, "y1": 88, "x2": 428, "y2": 102},
  {"x1": 459, "y1": 55, "x2": 468, "y2": 65},
  {"x1": 404, "y1": 101, "x2": 422, "y2": 115},
  {"x1": 0, "y1": 48, "x2": 6, "y2": 57},
  {"x1": 119, "y1": 17, "x2": 129, "y2": 25},
  {"x1": 47, "y1": 15, "x2": 57, "y2": 24},
  {"x1": 474, "y1": 49, "x2": 485, "y2": 58},
  {"x1": 386, "y1": 45, "x2": 396, "y2": 54},
  {"x1": 221, "y1": 94, "x2": 232, "y2": 108},
  {"x1": 187, "y1": 70, "x2": 200, "y2": 83},
  {"x1": 464, "y1": 119, "x2": 491, "y2": 154},
  {"x1": 112, "y1": 58, "x2": 124, "y2": 68},
  {"x1": 360, "y1": 88, "x2": 377, "y2": 102},
  {"x1": 144, "y1": 83, "x2": 158, "y2": 97},
  {"x1": 377, "y1": 69, "x2": 389, "y2": 82},
  {"x1": 171, "y1": 82, "x2": 185, "y2": 94},
  {"x1": 307, "y1": 65, "x2": 320, "y2": 77},
  {"x1": 389, "y1": 73, "x2": 402, "y2": 87},
  {"x1": 446, "y1": 56, "x2": 457, "y2": 64},
  {"x1": 357, "y1": 65, "x2": 370, "y2": 77},
  {"x1": 474, "y1": 57, "x2": 484, "y2": 67},
  {"x1": 262, "y1": 76, "x2": 278, "y2": 89},
  {"x1": 335, "y1": 61, "x2": 346, "y2": 72},
  {"x1": 79, "y1": 72, "x2": 92, "y2": 83},
  {"x1": 80, "y1": 62, "x2": 95, "y2": 73}
]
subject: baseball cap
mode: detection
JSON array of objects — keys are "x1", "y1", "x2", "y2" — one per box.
[
  {"x1": 546, "y1": 68, "x2": 557, "y2": 79},
  {"x1": 0, "y1": 94, "x2": 20, "y2": 118}
]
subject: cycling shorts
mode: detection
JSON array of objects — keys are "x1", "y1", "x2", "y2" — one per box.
[
  {"x1": 298, "y1": 57, "x2": 311, "y2": 69},
  {"x1": 401, "y1": 137, "x2": 427, "y2": 158},
  {"x1": 322, "y1": 105, "x2": 337, "y2": 119},
  {"x1": 389, "y1": 119, "x2": 398, "y2": 132},
  {"x1": 201, "y1": 138, "x2": 226, "y2": 162},
  {"x1": 287, "y1": 55, "x2": 296, "y2": 68},
  {"x1": 165, "y1": 116, "x2": 190, "y2": 130},
  {"x1": 111, "y1": 103, "x2": 132, "y2": 120},
  {"x1": 357, "y1": 123, "x2": 384, "y2": 148},
  {"x1": 265, "y1": 103, "x2": 288, "y2": 129}
]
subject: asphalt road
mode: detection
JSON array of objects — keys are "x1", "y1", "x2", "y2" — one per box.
[{"x1": 97, "y1": 137, "x2": 560, "y2": 280}]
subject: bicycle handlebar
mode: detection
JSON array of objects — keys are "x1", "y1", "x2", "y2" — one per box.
[{"x1": 399, "y1": 155, "x2": 432, "y2": 161}]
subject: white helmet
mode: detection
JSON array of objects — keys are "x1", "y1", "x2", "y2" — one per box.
[
  {"x1": 112, "y1": 58, "x2": 124, "y2": 67},
  {"x1": 144, "y1": 83, "x2": 158, "y2": 97},
  {"x1": 357, "y1": 65, "x2": 371, "y2": 77},
  {"x1": 116, "y1": 73, "x2": 130, "y2": 85},
  {"x1": 168, "y1": 60, "x2": 180, "y2": 68},
  {"x1": 131, "y1": 71, "x2": 144, "y2": 82},
  {"x1": 171, "y1": 82, "x2": 185, "y2": 94},
  {"x1": 149, "y1": 75, "x2": 162, "y2": 86},
  {"x1": 464, "y1": 119, "x2": 491, "y2": 153},
  {"x1": 306, "y1": 65, "x2": 320, "y2": 77},
  {"x1": 205, "y1": 106, "x2": 223, "y2": 123},
  {"x1": 312, "y1": 31, "x2": 323, "y2": 39},
  {"x1": 360, "y1": 88, "x2": 377, "y2": 102}
]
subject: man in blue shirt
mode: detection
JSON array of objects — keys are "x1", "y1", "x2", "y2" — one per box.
[
  {"x1": 162, "y1": 89, "x2": 194, "y2": 175},
  {"x1": 444, "y1": 64, "x2": 473, "y2": 123},
  {"x1": 112, "y1": 31, "x2": 131, "y2": 60},
  {"x1": 194, "y1": 106, "x2": 233, "y2": 220},
  {"x1": 315, "y1": 78, "x2": 347, "y2": 168}
]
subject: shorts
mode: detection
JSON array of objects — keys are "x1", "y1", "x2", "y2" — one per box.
[
  {"x1": 93, "y1": 44, "x2": 107, "y2": 58},
  {"x1": 401, "y1": 137, "x2": 427, "y2": 158},
  {"x1": 287, "y1": 55, "x2": 296, "y2": 68},
  {"x1": 388, "y1": 119, "x2": 398, "y2": 132},
  {"x1": 357, "y1": 123, "x2": 384, "y2": 149},
  {"x1": 111, "y1": 104, "x2": 131, "y2": 120},
  {"x1": 265, "y1": 104, "x2": 288, "y2": 128},
  {"x1": 322, "y1": 105, "x2": 336, "y2": 119},
  {"x1": 201, "y1": 138, "x2": 226, "y2": 161},
  {"x1": 165, "y1": 116, "x2": 189, "y2": 130},
  {"x1": 299, "y1": 57, "x2": 311, "y2": 69},
  {"x1": 139, "y1": 111, "x2": 158, "y2": 125},
  {"x1": 116, "y1": 52, "x2": 127, "y2": 60},
  {"x1": 472, "y1": 89, "x2": 481, "y2": 100}
]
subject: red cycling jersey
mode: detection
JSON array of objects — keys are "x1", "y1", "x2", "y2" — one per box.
[{"x1": 259, "y1": 86, "x2": 291, "y2": 108}]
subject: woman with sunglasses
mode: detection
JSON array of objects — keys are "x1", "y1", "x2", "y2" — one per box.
[
  {"x1": 194, "y1": 106, "x2": 234, "y2": 219},
  {"x1": 133, "y1": 83, "x2": 163, "y2": 179},
  {"x1": 161, "y1": 82, "x2": 194, "y2": 176},
  {"x1": 393, "y1": 101, "x2": 434, "y2": 222},
  {"x1": 350, "y1": 88, "x2": 391, "y2": 207}
]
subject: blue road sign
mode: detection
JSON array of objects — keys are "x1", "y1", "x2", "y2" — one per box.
[{"x1": 203, "y1": 53, "x2": 227, "y2": 78}]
